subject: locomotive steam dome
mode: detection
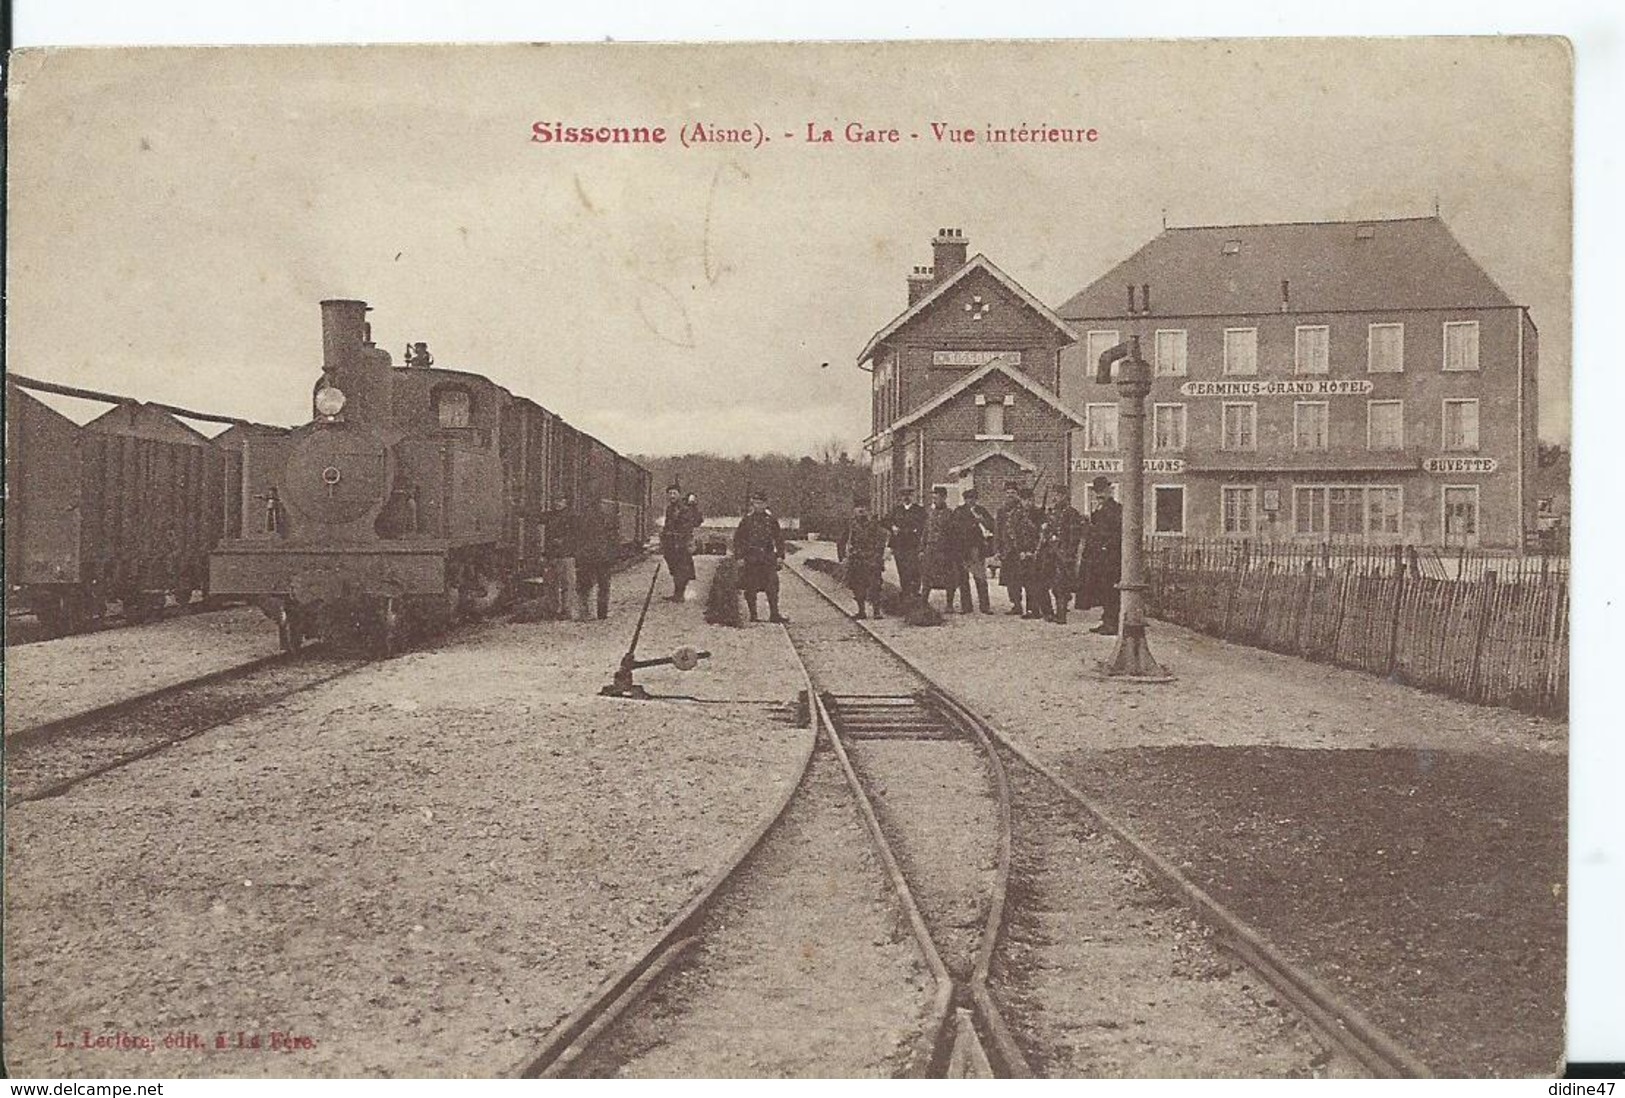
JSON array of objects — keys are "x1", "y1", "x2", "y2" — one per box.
[{"x1": 281, "y1": 423, "x2": 392, "y2": 530}]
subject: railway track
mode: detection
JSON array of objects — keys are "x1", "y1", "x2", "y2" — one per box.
[
  {"x1": 4, "y1": 650, "x2": 371, "y2": 805},
  {"x1": 516, "y1": 573, "x2": 1022, "y2": 1078},
  {"x1": 788, "y1": 556, "x2": 1433, "y2": 1079}
]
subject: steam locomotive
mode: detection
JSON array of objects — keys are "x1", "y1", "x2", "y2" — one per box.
[{"x1": 208, "y1": 299, "x2": 649, "y2": 653}]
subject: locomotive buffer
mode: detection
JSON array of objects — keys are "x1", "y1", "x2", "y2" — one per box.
[{"x1": 601, "y1": 563, "x2": 710, "y2": 699}]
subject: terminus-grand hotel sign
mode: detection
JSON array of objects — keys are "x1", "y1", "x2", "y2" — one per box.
[{"x1": 1178, "y1": 379, "x2": 1375, "y2": 397}]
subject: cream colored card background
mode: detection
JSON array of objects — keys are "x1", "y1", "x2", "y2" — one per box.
[{"x1": 5, "y1": 1, "x2": 1619, "y2": 1071}]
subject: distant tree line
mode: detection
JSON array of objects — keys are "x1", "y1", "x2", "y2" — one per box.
[{"x1": 632, "y1": 443, "x2": 868, "y2": 535}]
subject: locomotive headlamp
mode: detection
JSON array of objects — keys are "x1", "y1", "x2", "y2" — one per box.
[{"x1": 314, "y1": 385, "x2": 347, "y2": 418}]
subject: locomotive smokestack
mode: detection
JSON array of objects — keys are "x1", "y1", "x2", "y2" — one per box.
[{"x1": 320, "y1": 299, "x2": 369, "y2": 378}]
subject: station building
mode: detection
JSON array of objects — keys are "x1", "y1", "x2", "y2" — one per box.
[
  {"x1": 1055, "y1": 217, "x2": 1539, "y2": 548},
  {"x1": 860, "y1": 230, "x2": 1080, "y2": 511}
]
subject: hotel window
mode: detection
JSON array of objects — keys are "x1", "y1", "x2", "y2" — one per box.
[
  {"x1": 1368, "y1": 323, "x2": 1404, "y2": 373},
  {"x1": 1155, "y1": 329, "x2": 1188, "y2": 377},
  {"x1": 1152, "y1": 403, "x2": 1187, "y2": 451},
  {"x1": 1444, "y1": 321, "x2": 1480, "y2": 372},
  {"x1": 1085, "y1": 403, "x2": 1119, "y2": 451},
  {"x1": 1086, "y1": 330, "x2": 1121, "y2": 380},
  {"x1": 1443, "y1": 486, "x2": 1480, "y2": 543},
  {"x1": 1154, "y1": 485, "x2": 1186, "y2": 535},
  {"x1": 1294, "y1": 401, "x2": 1329, "y2": 450},
  {"x1": 1368, "y1": 400, "x2": 1404, "y2": 450},
  {"x1": 1327, "y1": 487, "x2": 1364, "y2": 536},
  {"x1": 1294, "y1": 487, "x2": 1328, "y2": 535},
  {"x1": 1443, "y1": 399, "x2": 1480, "y2": 451},
  {"x1": 1223, "y1": 328, "x2": 1258, "y2": 376},
  {"x1": 1222, "y1": 486, "x2": 1257, "y2": 536},
  {"x1": 1295, "y1": 326, "x2": 1329, "y2": 375},
  {"x1": 1294, "y1": 484, "x2": 1404, "y2": 540},
  {"x1": 1368, "y1": 487, "x2": 1403, "y2": 536},
  {"x1": 1221, "y1": 402, "x2": 1256, "y2": 451}
]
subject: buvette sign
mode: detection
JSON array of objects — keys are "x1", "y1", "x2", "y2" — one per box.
[
  {"x1": 1423, "y1": 456, "x2": 1498, "y2": 473},
  {"x1": 1179, "y1": 379, "x2": 1374, "y2": 397}
]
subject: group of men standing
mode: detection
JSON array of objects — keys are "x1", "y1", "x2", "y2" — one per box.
[
  {"x1": 660, "y1": 484, "x2": 790, "y2": 624},
  {"x1": 541, "y1": 497, "x2": 620, "y2": 621},
  {"x1": 838, "y1": 477, "x2": 1123, "y2": 634}
]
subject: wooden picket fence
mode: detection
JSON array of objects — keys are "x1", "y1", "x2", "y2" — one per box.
[{"x1": 1146, "y1": 541, "x2": 1569, "y2": 717}]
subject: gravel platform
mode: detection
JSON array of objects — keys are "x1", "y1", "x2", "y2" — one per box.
[
  {"x1": 1057, "y1": 746, "x2": 1566, "y2": 1077},
  {"x1": 571, "y1": 750, "x2": 932, "y2": 1077},
  {"x1": 4, "y1": 557, "x2": 813, "y2": 1077},
  {"x1": 4, "y1": 606, "x2": 278, "y2": 736},
  {"x1": 993, "y1": 751, "x2": 1333, "y2": 1077},
  {"x1": 793, "y1": 543, "x2": 1564, "y2": 758}
]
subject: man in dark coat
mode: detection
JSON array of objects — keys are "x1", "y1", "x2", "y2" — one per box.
[
  {"x1": 953, "y1": 487, "x2": 997, "y2": 613},
  {"x1": 572, "y1": 500, "x2": 618, "y2": 621},
  {"x1": 1082, "y1": 476, "x2": 1124, "y2": 634},
  {"x1": 921, "y1": 486, "x2": 967, "y2": 612},
  {"x1": 1038, "y1": 496, "x2": 1085, "y2": 624},
  {"x1": 837, "y1": 497, "x2": 889, "y2": 619},
  {"x1": 1014, "y1": 491, "x2": 1049, "y2": 620},
  {"x1": 537, "y1": 496, "x2": 577, "y2": 619},
  {"x1": 660, "y1": 485, "x2": 703, "y2": 602},
  {"x1": 884, "y1": 487, "x2": 926, "y2": 600},
  {"x1": 733, "y1": 490, "x2": 789, "y2": 623},
  {"x1": 995, "y1": 482, "x2": 1028, "y2": 615}
]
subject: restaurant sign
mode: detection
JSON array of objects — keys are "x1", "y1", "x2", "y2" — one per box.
[{"x1": 1071, "y1": 457, "x2": 1187, "y2": 474}]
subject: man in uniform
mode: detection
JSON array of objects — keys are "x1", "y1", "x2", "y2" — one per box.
[
  {"x1": 921, "y1": 485, "x2": 966, "y2": 612},
  {"x1": 953, "y1": 486, "x2": 997, "y2": 614},
  {"x1": 837, "y1": 496, "x2": 889, "y2": 619},
  {"x1": 1013, "y1": 489, "x2": 1047, "y2": 619},
  {"x1": 660, "y1": 485, "x2": 703, "y2": 602},
  {"x1": 884, "y1": 486, "x2": 926, "y2": 601},
  {"x1": 540, "y1": 495, "x2": 578, "y2": 619},
  {"x1": 573, "y1": 499, "x2": 617, "y2": 621},
  {"x1": 733, "y1": 489, "x2": 789, "y2": 624},
  {"x1": 1039, "y1": 494, "x2": 1085, "y2": 624},
  {"x1": 995, "y1": 481, "x2": 1028, "y2": 615},
  {"x1": 1082, "y1": 476, "x2": 1124, "y2": 634}
]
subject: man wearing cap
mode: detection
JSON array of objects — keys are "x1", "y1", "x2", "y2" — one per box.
[
  {"x1": 573, "y1": 499, "x2": 618, "y2": 622},
  {"x1": 995, "y1": 481, "x2": 1028, "y2": 615},
  {"x1": 837, "y1": 496, "x2": 889, "y2": 619},
  {"x1": 733, "y1": 490, "x2": 789, "y2": 624},
  {"x1": 884, "y1": 487, "x2": 926, "y2": 601},
  {"x1": 921, "y1": 485, "x2": 967, "y2": 612},
  {"x1": 954, "y1": 486, "x2": 997, "y2": 613},
  {"x1": 540, "y1": 495, "x2": 578, "y2": 619},
  {"x1": 660, "y1": 484, "x2": 704, "y2": 602},
  {"x1": 1038, "y1": 493, "x2": 1086, "y2": 624},
  {"x1": 1082, "y1": 476, "x2": 1123, "y2": 634}
]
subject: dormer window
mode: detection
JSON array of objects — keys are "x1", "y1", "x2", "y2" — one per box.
[{"x1": 435, "y1": 386, "x2": 472, "y2": 428}]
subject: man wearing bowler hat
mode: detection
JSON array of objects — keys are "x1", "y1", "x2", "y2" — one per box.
[{"x1": 1081, "y1": 476, "x2": 1123, "y2": 634}]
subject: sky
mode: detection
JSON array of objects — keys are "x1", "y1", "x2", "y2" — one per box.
[{"x1": 7, "y1": 38, "x2": 1572, "y2": 457}]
